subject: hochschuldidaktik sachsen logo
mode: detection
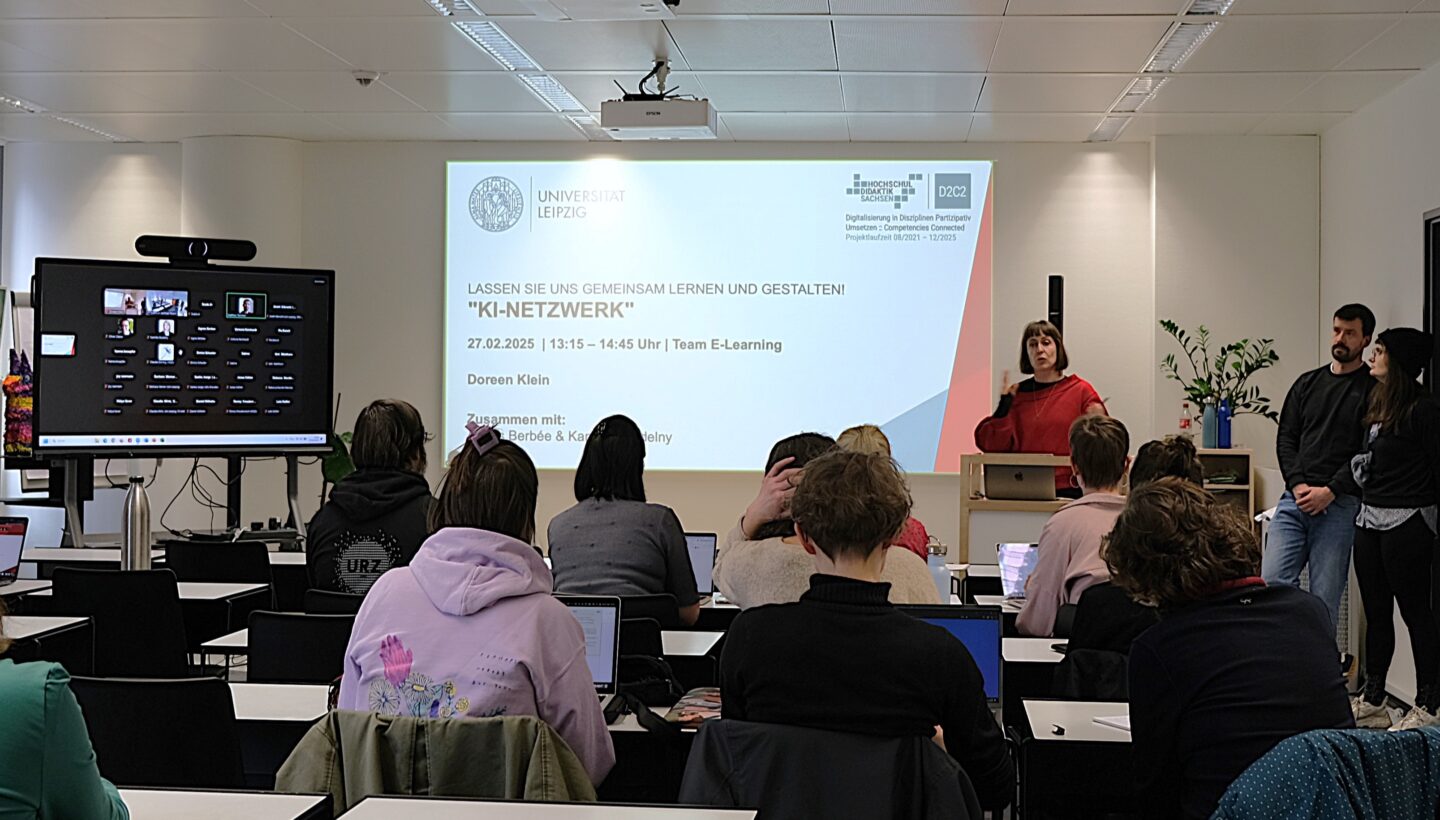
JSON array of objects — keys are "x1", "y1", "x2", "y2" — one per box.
[{"x1": 469, "y1": 176, "x2": 524, "y2": 232}]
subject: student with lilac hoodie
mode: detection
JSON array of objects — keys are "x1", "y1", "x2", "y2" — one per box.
[{"x1": 338, "y1": 422, "x2": 616, "y2": 786}]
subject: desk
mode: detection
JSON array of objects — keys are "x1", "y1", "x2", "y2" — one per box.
[
  {"x1": 119, "y1": 788, "x2": 331, "y2": 820},
  {"x1": 0, "y1": 579, "x2": 52, "y2": 599},
  {"x1": 1002, "y1": 639, "x2": 1063, "y2": 726},
  {"x1": 661, "y1": 631, "x2": 723, "y2": 657},
  {"x1": 1019, "y1": 700, "x2": 1133, "y2": 817},
  {"x1": 229, "y1": 683, "x2": 329, "y2": 790},
  {"x1": 21, "y1": 547, "x2": 167, "y2": 577},
  {"x1": 269, "y1": 552, "x2": 306, "y2": 566},
  {"x1": 30, "y1": 580, "x2": 268, "y2": 643},
  {"x1": 1004, "y1": 637, "x2": 1064, "y2": 664},
  {"x1": 28, "y1": 581, "x2": 265, "y2": 600},
  {"x1": 2, "y1": 615, "x2": 94, "y2": 672},
  {"x1": 345, "y1": 796, "x2": 755, "y2": 819}
]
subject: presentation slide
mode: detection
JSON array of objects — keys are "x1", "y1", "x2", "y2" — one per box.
[{"x1": 445, "y1": 159, "x2": 993, "y2": 472}]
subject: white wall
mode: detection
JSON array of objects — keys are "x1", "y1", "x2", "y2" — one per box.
[
  {"x1": 1320, "y1": 59, "x2": 1440, "y2": 705},
  {"x1": 1154, "y1": 135, "x2": 1322, "y2": 470},
  {"x1": 3, "y1": 136, "x2": 1322, "y2": 556}
]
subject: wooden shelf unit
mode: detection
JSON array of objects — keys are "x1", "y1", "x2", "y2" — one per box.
[
  {"x1": 959, "y1": 453, "x2": 1070, "y2": 562},
  {"x1": 1195, "y1": 447, "x2": 1256, "y2": 519}
]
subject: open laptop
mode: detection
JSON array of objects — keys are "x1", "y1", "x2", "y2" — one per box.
[
  {"x1": 557, "y1": 595, "x2": 622, "y2": 697},
  {"x1": 997, "y1": 542, "x2": 1041, "y2": 600},
  {"x1": 0, "y1": 517, "x2": 28, "y2": 586},
  {"x1": 685, "y1": 532, "x2": 718, "y2": 596},
  {"x1": 897, "y1": 605, "x2": 1003, "y2": 706},
  {"x1": 983, "y1": 465, "x2": 1057, "y2": 501}
]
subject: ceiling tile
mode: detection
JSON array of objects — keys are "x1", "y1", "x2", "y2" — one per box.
[
  {"x1": 466, "y1": 0, "x2": 533, "y2": 14},
  {"x1": 1181, "y1": 17, "x2": 1397, "y2": 72},
  {"x1": 76, "y1": 0, "x2": 265, "y2": 16},
  {"x1": 720, "y1": 112, "x2": 849, "y2": 140},
  {"x1": 77, "y1": 112, "x2": 352, "y2": 141},
  {"x1": 379, "y1": 71, "x2": 553, "y2": 112},
  {"x1": 284, "y1": 17, "x2": 507, "y2": 71},
  {"x1": 676, "y1": 0, "x2": 829, "y2": 12},
  {"x1": 1337, "y1": 14, "x2": 1440, "y2": 70},
  {"x1": 976, "y1": 74, "x2": 1131, "y2": 113},
  {"x1": 1233, "y1": 0, "x2": 1414, "y2": 12},
  {"x1": 318, "y1": 112, "x2": 460, "y2": 139},
  {"x1": 234, "y1": 71, "x2": 425, "y2": 112},
  {"x1": 1249, "y1": 112, "x2": 1348, "y2": 135},
  {"x1": 440, "y1": 112, "x2": 587, "y2": 139},
  {"x1": 0, "y1": 1, "x2": 102, "y2": 19},
  {"x1": 1281, "y1": 70, "x2": 1415, "y2": 111},
  {"x1": 0, "y1": 72, "x2": 295, "y2": 113},
  {"x1": 0, "y1": 20, "x2": 206, "y2": 70},
  {"x1": 496, "y1": 21, "x2": 685, "y2": 71},
  {"x1": 846, "y1": 112, "x2": 972, "y2": 141},
  {"x1": 1412, "y1": 1, "x2": 1440, "y2": 11},
  {"x1": 245, "y1": 0, "x2": 443, "y2": 15},
  {"x1": 828, "y1": 0, "x2": 1007, "y2": 13},
  {"x1": 990, "y1": 18, "x2": 1173, "y2": 73},
  {"x1": 133, "y1": 19, "x2": 351, "y2": 71},
  {"x1": 967, "y1": 113, "x2": 1100, "y2": 141},
  {"x1": 834, "y1": 20, "x2": 1001, "y2": 72},
  {"x1": 0, "y1": 38, "x2": 62, "y2": 71},
  {"x1": 0, "y1": 112, "x2": 109, "y2": 141},
  {"x1": 1119, "y1": 112, "x2": 1266, "y2": 139},
  {"x1": 1004, "y1": 0, "x2": 1185, "y2": 12},
  {"x1": 692, "y1": 73, "x2": 842, "y2": 112},
  {"x1": 665, "y1": 21, "x2": 835, "y2": 70},
  {"x1": 1141, "y1": 73, "x2": 1318, "y2": 113},
  {"x1": 841, "y1": 73, "x2": 984, "y2": 112},
  {"x1": 549, "y1": 71, "x2": 703, "y2": 111}
]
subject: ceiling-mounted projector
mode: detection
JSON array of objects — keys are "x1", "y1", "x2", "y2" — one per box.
[{"x1": 600, "y1": 97, "x2": 717, "y2": 140}]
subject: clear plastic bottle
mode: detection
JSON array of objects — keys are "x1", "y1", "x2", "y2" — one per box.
[{"x1": 1179, "y1": 401, "x2": 1195, "y2": 440}]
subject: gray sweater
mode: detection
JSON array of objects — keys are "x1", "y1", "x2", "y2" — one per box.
[
  {"x1": 712, "y1": 523, "x2": 941, "y2": 609},
  {"x1": 547, "y1": 498, "x2": 700, "y2": 605}
]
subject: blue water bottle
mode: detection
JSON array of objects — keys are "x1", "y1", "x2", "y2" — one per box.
[{"x1": 1217, "y1": 398, "x2": 1233, "y2": 449}]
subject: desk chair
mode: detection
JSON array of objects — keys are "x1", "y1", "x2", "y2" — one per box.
[
  {"x1": 68, "y1": 676, "x2": 246, "y2": 789},
  {"x1": 619, "y1": 593, "x2": 682, "y2": 630},
  {"x1": 51, "y1": 567, "x2": 188, "y2": 678},
  {"x1": 619, "y1": 617, "x2": 665, "y2": 658},
  {"x1": 248, "y1": 611, "x2": 355, "y2": 684},
  {"x1": 680, "y1": 719, "x2": 984, "y2": 820},
  {"x1": 303, "y1": 588, "x2": 365, "y2": 614},
  {"x1": 164, "y1": 540, "x2": 275, "y2": 607}
]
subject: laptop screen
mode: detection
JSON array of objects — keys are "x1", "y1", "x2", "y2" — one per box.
[
  {"x1": 559, "y1": 595, "x2": 621, "y2": 695},
  {"x1": 997, "y1": 543, "x2": 1040, "y2": 599},
  {"x1": 685, "y1": 532, "x2": 718, "y2": 595},
  {"x1": 897, "y1": 605, "x2": 1003, "y2": 703},
  {"x1": 0, "y1": 517, "x2": 27, "y2": 583}
]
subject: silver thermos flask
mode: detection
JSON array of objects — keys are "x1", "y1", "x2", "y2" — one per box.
[{"x1": 121, "y1": 470, "x2": 152, "y2": 571}]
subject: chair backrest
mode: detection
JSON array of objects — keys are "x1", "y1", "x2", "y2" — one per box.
[
  {"x1": 303, "y1": 588, "x2": 365, "y2": 614},
  {"x1": 51, "y1": 567, "x2": 188, "y2": 677},
  {"x1": 248, "y1": 610, "x2": 355, "y2": 684},
  {"x1": 163, "y1": 540, "x2": 272, "y2": 584},
  {"x1": 68, "y1": 675, "x2": 246, "y2": 789},
  {"x1": 619, "y1": 617, "x2": 665, "y2": 657},
  {"x1": 619, "y1": 593, "x2": 681, "y2": 629},
  {"x1": 1051, "y1": 648, "x2": 1130, "y2": 701},
  {"x1": 679, "y1": 719, "x2": 982, "y2": 820}
]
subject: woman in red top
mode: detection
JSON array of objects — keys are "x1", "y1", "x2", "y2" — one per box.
[{"x1": 974, "y1": 320, "x2": 1105, "y2": 495}]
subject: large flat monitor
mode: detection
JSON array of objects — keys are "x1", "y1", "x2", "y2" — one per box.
[
  {"x1": 31, "y1": 258, "x2": 334, "y2": 456},
  {"x1": 897, "y1": 604, "x2": 1003, "y2": 704}
]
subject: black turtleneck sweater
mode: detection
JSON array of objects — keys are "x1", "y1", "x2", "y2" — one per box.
[{"x1": 719, "y1": 574, "x2": 1014, "y2": 810}]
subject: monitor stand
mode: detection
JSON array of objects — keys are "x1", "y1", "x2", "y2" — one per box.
[{"x1": 59, "y1": 457, "x2": 86, "y2": 548}]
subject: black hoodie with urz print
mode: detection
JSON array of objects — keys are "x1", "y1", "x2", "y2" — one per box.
[{"x1": 305, "y1": 469, "x2": 434, "y2": 595}]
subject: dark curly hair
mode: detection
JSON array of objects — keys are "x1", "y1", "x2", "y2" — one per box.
[
  {"x1": 1103, "y1": 478, "x2": 1259, "y2": 609},
  {"x1": 752, "y1": 432, "x2": 837, "y2": 541},
  {"x1": 1130, "y1": 436, "x2": 1203, "y2": 489}
]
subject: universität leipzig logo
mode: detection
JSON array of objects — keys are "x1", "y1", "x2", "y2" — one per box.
[{"x1": 469, "y1": 176, "x2": 524, "y2": 232}]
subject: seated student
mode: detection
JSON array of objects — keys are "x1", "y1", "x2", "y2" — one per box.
[
  {"x1": 1016, "y1": 415, "x2": 1129, "y2": 637},
  {"x1": 712, "y1": 432, "x2": 939, "y2": 609},
  {"x1": 307, "y1": 399, "x2": 435, "y2": 595},
  {"x1": 548, "y1": 415, "x2": 699, "y2": 626},
  {"x1": 837, "y1": 424, "x2": 932, "y2": 562},
  {"x1": 1065, "y1": 436, "x2": 1202, "y2": 654},
  {"x1": 338, "y1": 423, "x2": 615, "y2": 786},
  {"x1": 720, "y1": 450, "x2": 1014, "y2": 810},
  {"x1": 1107, "y1": 478, "x2": 1353, "y2": 820},
  {"x1": 0, "y1": 599, "x2": 129, "y2": 819}
]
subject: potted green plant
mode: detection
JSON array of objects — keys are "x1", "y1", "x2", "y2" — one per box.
[{"x1": 1159, "y1": 320, "x2": 1281, "y2": 447}]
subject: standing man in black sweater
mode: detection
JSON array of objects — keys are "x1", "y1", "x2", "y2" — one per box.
[
  {"x1": 720, "y1": 450, "x2": 1014, "y2": 811},
  {"x1": 1263, "y1": 304, "x2": 1376, "y2": 632}
]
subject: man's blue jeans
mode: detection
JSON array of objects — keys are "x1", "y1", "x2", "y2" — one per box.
[{"x1": 1261, "y1": 490, "x2": 1359, "y2": 633}]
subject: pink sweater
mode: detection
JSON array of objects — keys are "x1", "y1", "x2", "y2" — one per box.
[{"x1": 1016, "y1": 492, "x2": 1126, "y2": 637}]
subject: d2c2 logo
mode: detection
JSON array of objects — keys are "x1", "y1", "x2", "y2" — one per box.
[{"x1": 933, "y1": 173, "x2": 972, "y2": 209}]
